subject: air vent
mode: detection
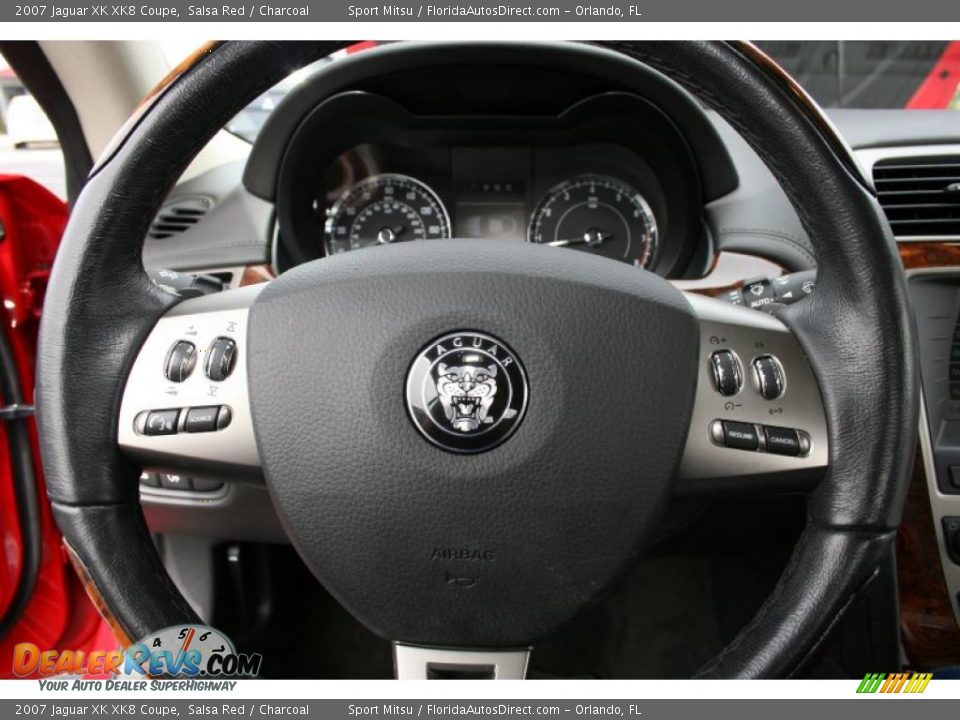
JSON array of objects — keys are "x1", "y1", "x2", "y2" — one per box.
[
  {"x1": 148, "y1": 196, "x2": 213, "y2": 240},
  {"x1": 873, "y1": 156, "x2": 960, "y2": 238}
]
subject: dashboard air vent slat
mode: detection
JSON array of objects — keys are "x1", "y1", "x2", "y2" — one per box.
[
  {"x1": 873, "y1": 156, "x2": 960, "y2": 238},
  {"x1": 148, "y1": 196, "x2": 214, "y2": 241}
]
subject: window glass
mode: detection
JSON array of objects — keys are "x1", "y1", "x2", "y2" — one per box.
[
  {"x1": 160, "y1": 41, "x2": 374, "y2": 144},
  {"x1": 0, "y1": 53, "x2": 66, "y2": 200},
  {"x1": 756, "y1": 41, "x2": 960, "y2": 110},
  {"x1": 158, "y1": 40, "x2": 960, "y2": 147}
]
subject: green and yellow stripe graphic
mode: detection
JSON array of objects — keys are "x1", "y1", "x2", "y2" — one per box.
[{"x1": 856, "y1": 672, "x2": 933, "y2": 694}]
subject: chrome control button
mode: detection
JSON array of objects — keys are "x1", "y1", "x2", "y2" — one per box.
[
  {"x1": 752, "y1": 355, "x2": 785, "y2": 400},
  {"x1": 710, "y1": 349, "x2": 742, "y2": 396}
]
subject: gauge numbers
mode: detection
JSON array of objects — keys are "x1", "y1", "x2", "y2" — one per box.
[
  {"x1": 324, "y1": 174, "x2": 451, "y2": 255},
  {"x1": 527, "y1": 174, "x2": 658, "y2": 268}
]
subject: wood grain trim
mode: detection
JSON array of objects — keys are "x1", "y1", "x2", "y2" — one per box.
[
  {"x1": 63, "y1": 541, "x2": 134, "y2": 648},
  {"x1": 897, "y1": 450, "x2": 960, "y2": 667},
  {"x1": 671, "y1": 251, "x2": 784, "y2": 297},
  {"x1": 137, "y1": 41, "x2": 222, "y2": 111},
  {"x1": 238, "y1": 264, "x2": 275, "y2": 287},
  {"x1": 899, "y1": 241, "x2": 960, "y2": 271},
  {"x1": 895, "y1": 239, "x2": 960, "y2": 667}
]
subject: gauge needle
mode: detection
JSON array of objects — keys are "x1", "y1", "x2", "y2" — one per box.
[
  {"x1": 548, "y1": 229, "x2": 611, "y2": 248},
  {"x1": 374, "y1": 226, "x2": 406, "y2": 245}
]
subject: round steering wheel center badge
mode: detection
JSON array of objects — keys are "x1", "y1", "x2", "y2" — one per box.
[{"x1": 406, "y1": 331, "x2": 528, "y2": 453}]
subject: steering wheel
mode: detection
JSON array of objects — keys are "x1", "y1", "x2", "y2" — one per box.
[{"x1": 35, "y1": 41, "x2": 917, "y2": 679}]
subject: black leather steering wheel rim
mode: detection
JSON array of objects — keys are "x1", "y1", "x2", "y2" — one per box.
[{"x1": 35, "y1": 41, "x2": 917, "y2": 678}]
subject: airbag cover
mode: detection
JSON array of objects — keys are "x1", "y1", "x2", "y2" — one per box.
[{"x1": 247, "y1": 239, "x2": 698, "y2": 646}]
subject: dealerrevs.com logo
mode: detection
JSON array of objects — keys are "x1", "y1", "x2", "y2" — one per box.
[{"x1": 13, "y1": 625, "x2": 262, "y2": 681}]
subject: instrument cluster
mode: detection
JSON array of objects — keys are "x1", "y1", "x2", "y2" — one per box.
[
  {"x1": 318, "y1": 147, "x2": 664, "y2": 270},
  {"x1": 270, "y1": 91, "x2": 706, "y2": 277}
]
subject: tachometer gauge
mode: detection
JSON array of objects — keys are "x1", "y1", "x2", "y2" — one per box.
[
  {"x1": 527, "y1": 174, "x2": 659, "y2": 268},
  {"x1": 324, "y1": 174, "x2": 451, "y2": 255}
]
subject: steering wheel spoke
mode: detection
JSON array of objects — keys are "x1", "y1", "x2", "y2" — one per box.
[
  {"x1": 117, "y1": 285, "x2": 263, "y2": 483},
  {"x1": 393, "y1": 644, "x2": 531, "y2": 680},
  {"x1": 677, "y1": 293, "x2": 829, "y2": 492}
]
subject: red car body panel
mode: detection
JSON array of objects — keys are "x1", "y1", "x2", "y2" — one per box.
[
  {"x1": 907, "y1": 40, "x2": 960, "y2": 109},
  {"x1": 0, "y1": 175, "x2": 112, "y2": 678}
]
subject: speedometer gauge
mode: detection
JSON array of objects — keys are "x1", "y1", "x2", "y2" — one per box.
[
  {"x1": 527, "y1": 175, "x2": 659, "y2": 268},
  {"x1": 324, "y1": 174, "x2": 451, "y2": 255}
]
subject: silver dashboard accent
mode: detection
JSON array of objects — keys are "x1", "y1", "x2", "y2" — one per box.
[
  {"x1": 907, "y1": 266, "x2": 960, "y2": 626},
  {"x1": 678, "y1": 294, "x2": 828, "y2": 481},
  {"x1": 917, "y1": 392, "x2": 960, "y2": 625},
  {"x1": 850, "y1": 149, "x2": 960, "y2": 622},
  {"x1": 118, "y1": 285, "x2": 263, "y2": 479},
  {"x1": 393, "y1": 644, "x2": 530, "y2": 680}
]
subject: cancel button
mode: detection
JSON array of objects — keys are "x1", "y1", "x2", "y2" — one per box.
[{"x1": 764, "y1": 426, "x2": 802, "y2": 456}]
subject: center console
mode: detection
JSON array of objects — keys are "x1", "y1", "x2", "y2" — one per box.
[{"x1": 908, "y1": 268, "x2": 960, "y2": 625}]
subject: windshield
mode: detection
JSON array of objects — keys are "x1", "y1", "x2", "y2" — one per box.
[
  {"x1": 195, "y1": 40, "x2": 960, "y2": 145},
  {"x1": 756, "y1": 41, "x2": 960, "y2": 110}
]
